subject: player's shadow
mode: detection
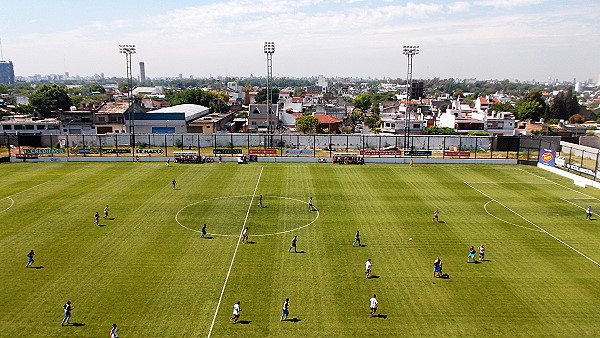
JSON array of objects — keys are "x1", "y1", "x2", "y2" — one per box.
[
  {"x1": 437, "y1": 221, "x2": 446, "y2": 223},
  {"x1": 470, "y1": 261, "x2": 481, "y2": 264},
  {"x1": 106, "y1": 217, "x2": 116, "y2": 220},
  {"x1": 246, "y1": 241, "x2": 256, "y2": 244},
  {"x1": 367, "y1": 275, "x2": 380, "y2": 279},
  {"x1": 237, "y1": 320, "x2": 252, "y2": 324},
  {"x1": 173, "y1": 188, "x2": 181, "y2": 190},
  {"x1": 97, "y1": 224, "x2": 107, "y2": 227},
  {"x1": 441, "y1": 273, "x2": 450, "y2": 279},
  {"x1": 295, "y1": 251, "x2": 306, "y2": 254},
  {"x1": 69, "y1": 323, "x2": 85, "y2": 326},
  {"x1": 482, "y1": 259, "x2": 492, "y2": 262},
  {"x1": 202, "y1": 236, "x2": 214, "y2": 240},
  {"x1": 373, "y1": 314, "x2": 387, "y2": 319},
  {"x1": 286, "y1": 318, "x2": 301, "y2": 323},
  {"x1": 32, "y1": 266, "x2": 44, "y2": 269}
]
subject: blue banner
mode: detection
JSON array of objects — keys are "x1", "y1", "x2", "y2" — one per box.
[{"x1": 538, "y1": 148, "x2": 556, "y2": 166}]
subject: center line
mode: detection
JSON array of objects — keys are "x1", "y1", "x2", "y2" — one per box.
[{"x1": 207, "y1": 167, "x2": 264, "y2": 338}]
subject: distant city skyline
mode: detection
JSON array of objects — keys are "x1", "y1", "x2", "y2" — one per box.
[{"x1": 0, "y1": 0, "x2": 598, "y2": 82}]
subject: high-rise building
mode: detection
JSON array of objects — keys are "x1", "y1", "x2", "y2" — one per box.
[
  {"x1": 0, "y1": 61, "x2": 15, "y2": 84},
  {"x1": 139, "y1": 62, "x2": 146, "y2": 82}
]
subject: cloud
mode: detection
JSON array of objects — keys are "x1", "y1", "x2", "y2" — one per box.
[
  {"x1": 447, "y1": 1, "x2": 471, "y2": 12},
  {"x1": 474, "y1": 0, "x2": 545, "y2": 9}
]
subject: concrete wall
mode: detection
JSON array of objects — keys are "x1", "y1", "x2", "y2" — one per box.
[{"x1": 537, "y1": 163, "x2": 600, "y2": 189}]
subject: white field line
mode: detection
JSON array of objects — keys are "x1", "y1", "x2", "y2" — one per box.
[
  {"x1": 207, "y1": 167, "x2": 264, "y2": 338},
  {"x1": 559, "y1": 198, "x2": 600, "y2": 217},
  {"x1": 483, "y1": 200, "x2": 542, "y2": 233},
  {"x1": 0, "y1": 181, "x2": 50, "y2": 214},
  {"x1": 465, "y1": 182, "x2": 554, "y2": 184},
  {"x1": 465, "y1": 181, "x2": 600, "y2": 267},
  {"x1": 175, "y1": 195, "x2": 319, "y2": 237},
  {"x1": 519, "y1": 168, "x2": 600, "y2": 200}
]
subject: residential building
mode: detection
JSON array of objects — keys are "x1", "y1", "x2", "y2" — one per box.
[
  {"x1": 128, "y1": 104, "x2": 210, "y2": 134},
  {"x1": 0, "y1": 61, "x2": 15, "y2": 84},
  {"x1": 187, "y1": 111, "x2": 236, "y2": 134},
  {"x1": 0, "y1": 116, "x2": 60, "y2": 134},
  {"x1": 94, "y1": 102, "x2": 131, "y2": 134},
  {"x1": 247, "y1": 104, "x2": 278, "y2": 132}
]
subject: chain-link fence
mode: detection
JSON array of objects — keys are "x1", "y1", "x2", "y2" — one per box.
[{"x1": 0, "y1": 133, "x2": 561, "y2": 160}]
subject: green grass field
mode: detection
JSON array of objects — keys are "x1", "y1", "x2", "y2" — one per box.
[{"x1": 0, "y1": 162, "x2": 599, "y2": 337}]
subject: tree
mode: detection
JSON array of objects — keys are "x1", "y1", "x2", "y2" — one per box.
[
  {"x1": 166, "y1": 88, "x2": 227, "y2": 108},
  {"x1": 0, "y1": 84, "x2": 8, "y2": 94},
  {"x1": 29, "y1": 84, "x2": 72, "y2": 117},
  {"x1": 364, "y1": 115, "x2": 381, "y2": 129},
  {"x1": 569, "y1": 114, "x2": 584, "y2": 124},
  {"x1": 353, "y1": 93, "x2": 372, "y2": 112},
  {"x1": 488, "y1": 102, "x2": 515, "y2": 113},
  {"x1": 452, "y1": 89, "x2": 464, "y2": 98},
  {"x1": 516, "y1": 101, "x2": 543, "y2": 121},
  {"x1": 254, "y1": 88, "x2": 280, "y2": 104},
  {"x1": 88, "y1": 83, "x2": 106, "y2": 93},
  {"x1": 296, "y1": 115, "x2": 319, "y2": 134},
  {"x1": 12, "y1": 104, "x2": 35, "y2": 115},
  {"x1": 422, "y1": 126, "x2": 456, "y2": 135}
]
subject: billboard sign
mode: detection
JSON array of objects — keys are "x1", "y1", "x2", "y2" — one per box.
[
  {"x1": 249, "y1": 149, "x2": 277, "y2": 155},
  {"x1": 23, "y1": 148, "x2": 65, "y2": 154},
  {"x1": 71, "y1": 148, "x2": 99, "y2": 154},
  {"x1": 213, "y1": 149, "x2": 242, "y2": 154},
  {"x1": 404, "y1": 150, "x2": 432, "y2": 156},
  {"x1": 15, "y1": 153, "x2": 39, "y2": 159},
  {"x1": 538, "y1": 148, "x2": 556, "y2": 166},
  {"x1": 566, "y1": 163, "x2": 597, "y2": 177},
  {"x1": 555, "y1": 155, "x2": 566, "y2": 167},
  {"x1": 173, "y1": 151, "x2": 199, "y2": 156},
  {"x1": 444, "y1": 151, "x2": 471, "y2": 157},
  {"x1": 136, "y1": 149, "x2": 165, "y2": 154},
  {"x1": 284, "y1": 149, "x2": 314, "y2": 156},
  {"x1": 360, "y1": 150, "x2": 402, "y2": 156},
  {"x1": 103, "y1": 149, "x2": 131, "y2": 154}
]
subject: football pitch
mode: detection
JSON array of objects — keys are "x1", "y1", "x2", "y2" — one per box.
[{"x1": 0, "y1": 162, "x2": 599, "y2": 337}]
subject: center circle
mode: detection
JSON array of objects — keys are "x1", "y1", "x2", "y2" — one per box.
[{"x1": 175, "y1": 195, "x2": 319, "y2": 236}]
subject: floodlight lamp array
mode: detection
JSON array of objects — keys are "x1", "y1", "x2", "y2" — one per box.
[
  {"x1": 264, "y1": 42, "x2": 275, "y2": 54},
  {"x1": 119, "y1": 44, "x2": 137, "y2": 54},
  {"x1": 402, "y1": 45, "x2": 419, "y2": 55}
]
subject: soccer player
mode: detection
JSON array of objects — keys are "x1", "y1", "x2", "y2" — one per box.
[
  {"x1": 60, "y1": 301, "x2": 73, "y2": 326},
  {"x1": 104, "y1": 205, "x2": 109, "y2": 219},
  {"x1": 166, "y1": 159, "x2": 170, "y2": 166},
  {"x1": 433, "y1": 257, "x2": 442, "y2": 277},
  {"x1": 258, "y1": 195, "x2": 263, "y2": 208},
  {"x1": 432, "y1": 208, "x2": 439, "y2": 222},
  {"x1": 110, "y1": 323, "x2": 119, "y2": 338},
  {"x1": 467, "y1": 246, "x2": 476, "y2": 263},
  {"x1": 409, "y1": 159, "x2": 413, "y2": 167},
  {"x1": 288, "y1": 235, "x2": 298, "y2": 253},
  {"x1": 94, "y1": 212, "x2": 99, "y2": 226},
  {"x1": 230, "y1": 301, "x2": 241, "y2": 324},
  {"x1": 242, "y1": 227, "x2": 248, "y2": 244},
  {"x1": 365, "y1": 259, "x2": 373, "y2": 279},
  {"x1": 308, "y1": 197, "x2": 315, "y2": 211},
  {"x1": 478, "y1": 244, "x2": 485, "y2": 261},
  {"x1": 26, "y1": 249, "x2": 34, "y2": 268},
  {"x1": 369, "y1": 295, "x2": 378, "y2": 318},
  {"x1": 280, "y1": 298, "x2": 290, "y2": 321},
  {"x1": 201, "y1": 224, "x2": 207, "y2": 238},
  {"x1": 172, "y1": 179, "x2": 176, "y2": 189},
  {"x1": 586, "y1": 206, "x2": 592, "y2": 220},
  {"x1": 353, "y1": 230, "x2": 361, "y2": 247}
]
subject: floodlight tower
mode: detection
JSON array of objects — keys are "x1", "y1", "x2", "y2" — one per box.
[
  {"x1": 119, "y1": 44, "x2": 136, "y2": 148},
  {"x1": 264, "y1": 42, "x2": 275, "y2": 135},
  {"x1": 402, "y1": 45, "x2": 419, "y2": 150}
]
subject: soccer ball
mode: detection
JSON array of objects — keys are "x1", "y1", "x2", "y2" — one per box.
[{"x1": 408, "y1": 238, "x2": 412, "y2": 241}]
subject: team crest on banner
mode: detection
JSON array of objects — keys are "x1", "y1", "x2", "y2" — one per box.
[{"x1": 538, "y1": 148, "x2": 556, "y2": 166}]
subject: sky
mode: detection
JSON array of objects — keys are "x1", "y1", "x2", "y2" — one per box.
[{"x1": 0, "y1": 0, "x2": 598, "y2": 82}]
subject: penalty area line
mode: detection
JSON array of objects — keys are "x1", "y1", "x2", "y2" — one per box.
[
  {"x1": 465, "y1": 181, "x2": 600, "y2": 267},
  {"x1": 207, "y1": 166, "x2": 264, "y2": 338}
]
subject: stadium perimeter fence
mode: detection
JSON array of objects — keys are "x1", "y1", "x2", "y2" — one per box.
[{"x1": 0, "y1": 132, "x2": 565, "y2": 161}]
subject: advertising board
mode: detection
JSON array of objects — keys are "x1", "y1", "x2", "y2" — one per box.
[
  {"x1": 103, "y1": 149, "x2": 131, "y2": 154},
  {"x1": 404, "y1": 150, "x2": 432, "y2": 156},
  {"x1": 538, "y1": 148, "x2": 556, "y2": 166},
  {"x1": 360, "y1": 150, "x2": 402, "y2": 156},
  {"x1": 71, "y1": 149, "x2": 99, "y2": 154},
  {"x1": 443, "y1": 151, "x2": 470, "y2": 157},
  {"x1": 249, "y1": 149, "x2": 277, "y2": 155},
  {"x1": 283, "y1": 149, "x2": 314, "y2": 156},
  {"x1": 136, "y1": 149, "x2": 165, "y2": 154},
  {"x1": 213, "y1": 149, "x2": 242, "y2": 154},
  {"x1": 23, "y1": 148, "x2": 65, "y2": 154},
  {"x1": 173, "y1": 151, "x2": 199, "y2": 156}
]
